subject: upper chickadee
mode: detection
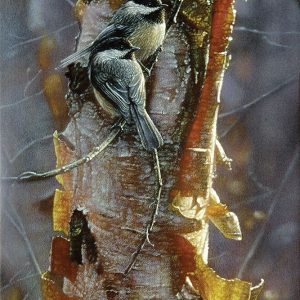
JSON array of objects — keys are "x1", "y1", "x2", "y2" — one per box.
[
  {"x1": 88, "y1": 37, "x2": 163, "y2": 151},
  {"x1": 59, "y1": 0, "x2": 167, "y2": 68}
]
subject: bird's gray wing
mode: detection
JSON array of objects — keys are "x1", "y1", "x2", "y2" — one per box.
[
  {"x1": 95, "y1": 24, "x2": 132, "y2": 42},
  {"x1": 58, "y1": 24, "x2": 130, "y2": 69},
  {"x1": 92, "y1": 66, "x2": 145, "y2": 120},
  {"x1": 128, "y1": 72, "x2": 145, "y2": 109},
  {"x1": 92, "y1": 70, "x2": 130, "y2": 119},
  {"x1": 58, "y1": 46, "x2": 93, "y2": 69}
]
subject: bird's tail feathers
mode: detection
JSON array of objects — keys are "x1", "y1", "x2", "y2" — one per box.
[
  {"x1": 57, "y1": 46, "x2": 92, "y2": 69},
  {"x1": 131, "y1": 106, "x2": 163, "y2": 151}
]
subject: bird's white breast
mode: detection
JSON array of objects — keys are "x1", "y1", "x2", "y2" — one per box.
[
  {"x1": 129, "y1": 22, "x2": 166, "y2": 61},
  {"x1": 93, "y1": 88, "x2": 120, "y2": 117}
]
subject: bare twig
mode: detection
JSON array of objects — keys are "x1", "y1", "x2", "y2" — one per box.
[
  {"x1": 1, "y1": 263, "x2": 30, "y2": 292},
  {"x1": 4, "y1": 204, "x2": 42, "y2": 275},
  {"x1": 1, "y1": 272, "x2": 39, "y2": 292},
  {"x1": 248, "y1": 153, "x2": 273, "y2": 193},
  {"x1": 219, "y1": 116, "x2": 241, "y2": 139},
  {"x1": 2, "y1": 119, "x2": 126, "y2": 182},
  {"x1": 234, "y1": 26, "x2": 299, "y2": 49},
  {"x1": 10, "y1": 22, "x2": 77, "y2": 49},
  {"x1": 124, "y1": 149, "x2": 163, "y2": 275},
  {"x1": 237, "y1": 145, "x2": 299, "y2": 277},
  {"x1": 22, "y1": 280, "x2": 41, "y2": 300},
  {"x1": 64, "y1": 0, "x2": 75, "y2": 7},
  {"x1": 231, "y1": 191, "x2": 273, "y2": 210},
  {"x1": 234, "y1": 26, "x2": 300, "y2": 36},
  {"x1": 0, "y1": 90, "x2": 44, "y2": 110},
  {"x1": 8, "y1": 133, "x2": 60, "y2": 164},
  {"x1": 166, "y1": 0, "x2": 184, "y2": 28},
  {"x1": 24, "y1": 69, "x2": 42, "y2": 97},
  {"x1": 219, "y1": 74, "x2": 297, "y2": 139},
  {"x1": 261, "y1": 36, "x2": 294, "y2": 49},
  {"x1": 219, "y1": 74, "x2": 297, "y2": 119}
]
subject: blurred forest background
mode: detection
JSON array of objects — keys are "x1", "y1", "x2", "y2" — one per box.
[{"x1": 0, "y1": 0, "x2": 299, "y2": 299}]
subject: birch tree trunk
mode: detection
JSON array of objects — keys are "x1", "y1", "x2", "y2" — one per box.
[{"x1": 40, "y1": 0, "x2": 264, "y2": 299}]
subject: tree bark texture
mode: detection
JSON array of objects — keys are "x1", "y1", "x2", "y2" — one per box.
[{"x1": 41, "y1": 0, "x2": 263, "y2": 299}]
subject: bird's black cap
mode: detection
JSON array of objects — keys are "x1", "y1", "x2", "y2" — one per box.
[
  {"x1": 93, "y1": 37, "x2": 139, "y2": 52},
  {"x1": 90, "y1": 37, "x2": 140, "y2": 60},
  {"x1": 132, "y1": 0, "x2": 165, "y2": 8}
]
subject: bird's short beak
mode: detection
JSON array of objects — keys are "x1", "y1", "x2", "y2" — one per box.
[
  {"x1": 131, "y1": 46, "x2": 140, "y2": 52},
  {"x1": 160, "y1": 3, "x2": 168, "y2": 9}
]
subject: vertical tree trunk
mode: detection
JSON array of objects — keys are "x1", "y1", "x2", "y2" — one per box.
[{"x1": 41, "y1": 1, "x2": 264, "y2": 299}]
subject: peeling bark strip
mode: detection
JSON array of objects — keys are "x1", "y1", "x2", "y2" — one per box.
[
  {"x1": 174, "y1": 0, "x2": 235, "y2": 197},
  {"x1": 171, "y1": 0, "x2": 242, "y2": 266},
  {"x1": 41, "y1": 0, "x2": 264, "y2": 299}
]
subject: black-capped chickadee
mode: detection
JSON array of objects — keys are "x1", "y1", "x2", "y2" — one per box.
[
  {"x1": 89, "y1": 37, "x2": 163, "y2": 150},
  {"x1": 59, "y1": 0, "x2": 167, "y2": 68}
]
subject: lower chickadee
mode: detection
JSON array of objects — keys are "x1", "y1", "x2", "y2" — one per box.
[
  {"x1": 59, "y1": 0, "x2": 167, "y2": 69},
  {"x1": 88, "y1": 37, "x2": 163, "y2": 151}
]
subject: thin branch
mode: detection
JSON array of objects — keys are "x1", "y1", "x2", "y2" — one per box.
[
  {"x1": 261, "y1": 36, "x2": 294, "y2": 49},
  {"x1": 1, "y1": 264, "x2": 29, "y2": 292},
  {"x1": 234, "y1": 26, "x2": 300, "y2": 36},
  {"x1": 8, "y1": 133, "x2": 59, "y2": 164},
  {"x1": 237, "y1": 145, "x2": 300, "y2": 277},
  {"x1": 4, "y1": 205, "x2": 42, "y2": 275},
  {"x1": 22, "y1": 280, "x2": 41, "y2": 300},
  {"x1": 121, "y1": 227, "x2": 144, "y2": 235},
  {"x1": 219, "y1": 116, "x2": 241, "y2": 139},
  {"x1": 24, "y1": 69, "x2": 42, "y2": 97},
  {"x1": 166, "y1": 0, "x2": 184, "y2": 29},
  {"x1": 1, "y1": 271, "x2": 39, "y2": 292},
  {"x1": 219, "y1": 74, "x2": 297, "y2": 119},
  {"x1": 10, "y1": 22, "x2": 77, "y2": 49},
  {"x1": 63, "y1": 0, "x2": 75, "y2": 7},
  {"x1": 231, "y1": 191, "x2": 273, "y2": 210},
  {"x1": 208, "y1": 251, "x2": 228, "y2": 261},
  {"x1": 219, "y1": 74, "x2": 297, "y2": 139},
  {"x1": 0, "y1": 90, "x2": 44, "y2": 110},
  {"x1": 248, "y1": 153, "x2": 273, "y2": 193},
  {"x1": 9, "y1": 33, "x2": 28, "y2": 41},
  {"x1": 2, "y1": 119, "x2": 126, "y2": 182},
  {"x1": 234, "y1": 26, "x2": 299, "y2": 49},
  {"x1": 124, "y1": 149, "x2": 163, "y2": 275}
]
